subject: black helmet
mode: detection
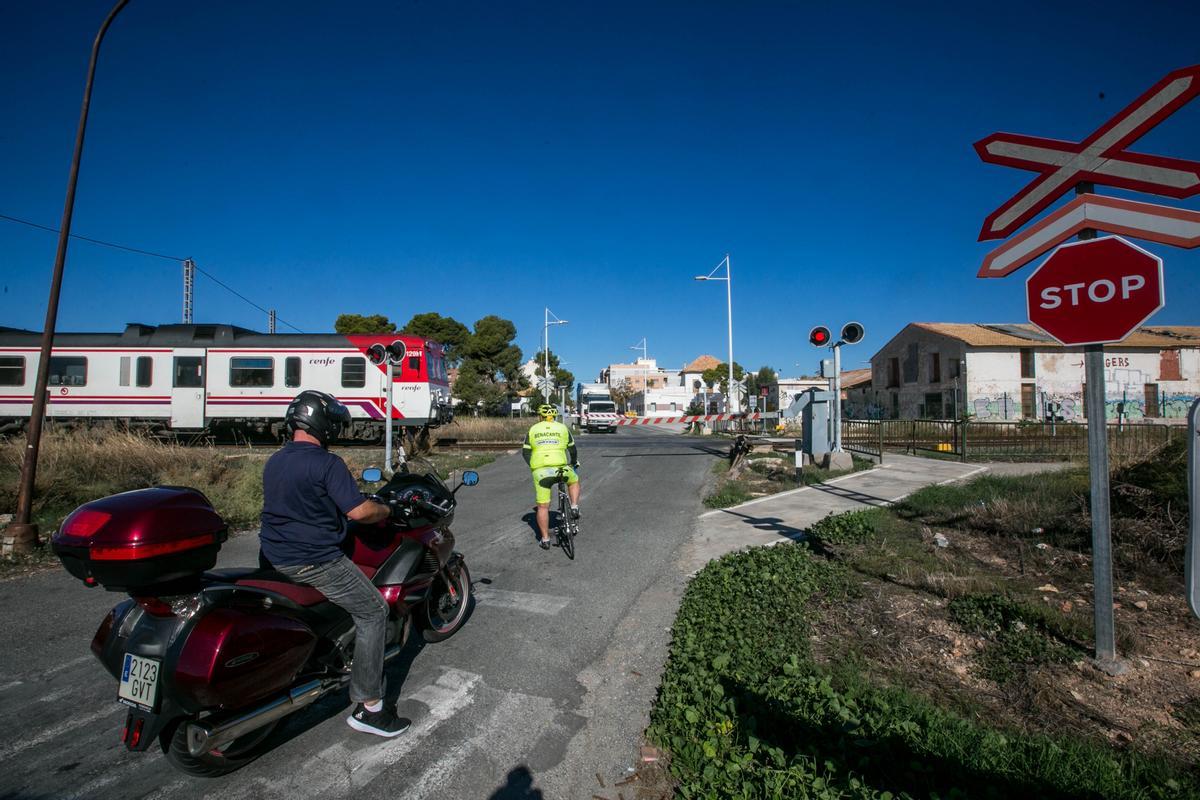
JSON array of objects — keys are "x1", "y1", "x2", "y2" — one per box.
[{"x1": 285, "y1": 390, "x2": 350, "y2": 445}]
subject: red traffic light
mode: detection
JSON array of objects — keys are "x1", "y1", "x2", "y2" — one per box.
[
  {"x1": 366, "y1": 344, "x2": 387, "y2": 365},
  {"x1": 809, "y1": 326, "x2": 831, "y2": 347}
]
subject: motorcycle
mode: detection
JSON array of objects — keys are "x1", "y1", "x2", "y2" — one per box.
[{"x1": 51, "y1": 460, "x2": 478, "y2": 777}]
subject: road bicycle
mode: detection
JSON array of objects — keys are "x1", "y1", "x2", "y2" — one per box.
[{"x1": 551, "y1": 466, "x2": 579, "y2": 560}]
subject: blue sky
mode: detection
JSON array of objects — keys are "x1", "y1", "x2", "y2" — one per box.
[{"x1": 2, "y1": 1, "x2": 1197, "y2": 383}]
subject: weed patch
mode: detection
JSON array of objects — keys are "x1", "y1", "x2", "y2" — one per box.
[{"x1": 651, "y1": 543, "x2": 1198, "y2": 799}]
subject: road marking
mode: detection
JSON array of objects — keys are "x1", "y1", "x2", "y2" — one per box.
[
  {"x1": 398, "y1": 692, "x2": 524, "y2": 799},
  {"x1": 698, "y1": 468, "x2": 872, "y2": 517},
  {"x1": 0, "y1": 705, "x2": 122, "y2": 761},
  {"x1": 939, "y1": 465, "x2": 987, "y2": 485},
  {"x1": 45, "y1": 655, "x2": 93, "y2": 677},
  {"x1": 0, "y1": 680, "x2": 23, "y2": 693},
  {"x1": 208, "y1": 667, "x2": 482, "y2": 799},
  {"x1": 472, "y1": 586, "x2": 571, "y2": 615}
]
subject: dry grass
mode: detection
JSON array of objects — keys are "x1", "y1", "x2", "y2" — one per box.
[
  {"x1": 1, "y1": 429, "x2": 270, "y2": 532},
  {"x1": 434, "y1": 416, "x2": 533, "y2": 443}
]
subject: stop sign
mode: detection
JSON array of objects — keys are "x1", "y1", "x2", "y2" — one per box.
[{"x1": 1026, "y1": 236, "x2": 1164, "y2": 346}]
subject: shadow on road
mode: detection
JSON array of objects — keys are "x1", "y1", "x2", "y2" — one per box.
[
  {"x1": 806, "y1": 482, "x2": 894, "y2": 507},
  {"x1": 710, "y1": 508, "x2": 808, "y2": 542},
  {"x1": 487, "y1": 765, "x2": 544, "y2": 799}
]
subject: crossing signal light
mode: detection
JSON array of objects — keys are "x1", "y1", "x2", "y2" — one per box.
[
  {"x1": 387, "y1": 341, "x2": 407, "y2": 365},
  {"x1": 809, "y1": 326, "x2": 832, "y2": 347},
  {"x1": 366, "y1": 344, "x2": 387, "y2": 365},
  {"x1": 840, "y1": 322, "x2": 865, "y2": 345}
]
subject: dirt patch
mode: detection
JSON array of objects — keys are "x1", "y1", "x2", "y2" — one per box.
[{"x1": 809, "y1": 520, "x2": 1200, "y2": 769}]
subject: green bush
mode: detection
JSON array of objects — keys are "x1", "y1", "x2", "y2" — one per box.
[
  {"x1": 704, "y1": 483, "x2": 755, "y2": 509},
  {"x1": 649, "y1": 544, "x2": 1198, "y2": 799},
  {"x1": 807, "y1": 509, "x2": 885, "y2": 547}
]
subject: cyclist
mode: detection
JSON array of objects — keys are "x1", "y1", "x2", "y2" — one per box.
[{"x1": 523, "y1": 403, "x2": 580, "y2": 550}]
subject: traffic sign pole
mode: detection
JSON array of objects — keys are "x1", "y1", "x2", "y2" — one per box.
[
  {"x1": 1186, "y1": 398, "x2": 1200, "y2": 620},
  {"x1": 1076, "y1": 189, "x2": 1123, "y2": 672}
]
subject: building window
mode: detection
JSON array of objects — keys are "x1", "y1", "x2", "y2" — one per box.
[
  {"x1": 49, "y1": 356, "x2": 88, "y2": 386},
  {"x1": 1160, "y1": 350, "x2": 1182, "y2": 380},
  {"x1": 174, "y1": 356, "x2": 204, "y2": 388},
  {"x1": 891, "y1": 392, "x2": 899, "y2": 418},
  {"x1": 285, "y1": 356, "x2": 301, "y2": 388},
  {"x1": 230, "y1": 357, "x2": 274, "y2": 387},
  {"x1": 342, "y1": 357, "x2": 366, "y2": 388},
  {"x1": 887, "y1": 358, "x2": 900, "y2": 388},
  {"x1": 1145, "y1": 383, "x2": 1160, "y2": 417},
  {"x1": 929, "y1": 354, "x2": 941, "y2": 383},
  {"x1": 136, "y1": 356, "x2": 153, "y2": 387},
  {"x1": 1021, "y1": 384, "x2": 1037, "y2": 419},
  {"x1": 1020, "y1": 348, "x2": 1035, "y2": 379},
  {"x1": 948, "y1": 358, "x2": 961, "y2": 380},
  {"x1": 924, "y1": 392, "x2": 944, "y2": 419},
  {"x1": 0, "y1": 355, "x2": 25, "y2": 386}
]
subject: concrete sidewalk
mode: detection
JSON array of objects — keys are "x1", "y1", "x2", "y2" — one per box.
[{"x1": 682, "y1": 454, "x2": 990, "y2": 572}]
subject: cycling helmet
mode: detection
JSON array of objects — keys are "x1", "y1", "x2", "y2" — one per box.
[
  {"x1": 285, "y1": 390, "x2": 351, "y2": 445},
  {"x1": 537, "y1": 404, "x2": 558, "y2": 420}
]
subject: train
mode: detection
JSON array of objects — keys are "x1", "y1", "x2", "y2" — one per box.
[{"x1": 0, "y1": 323, "x2": 453, "y2": 441}]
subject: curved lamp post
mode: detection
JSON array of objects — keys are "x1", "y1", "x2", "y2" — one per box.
[{"x1": 10, "y1": 0, "x2": 131, "y2": 555}]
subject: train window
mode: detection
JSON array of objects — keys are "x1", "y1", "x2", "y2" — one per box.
[
  {"x1": 285, "y1": 356, "x2": 301, "y2": 388},
  {"x1": 173, "y1": 356, "x2": 204, "y2": 388},
  {"x1": 48, "y1": 356, "x2": 87, "y2": 386},
  {"x1": 230, "y1": 357, "x2": 274, "y2": 387},
  {"x1": 342, "y1": 357, "x2": 366, "y2": 388},
  {"x1": 119, "y1": 356, "x2": 131, "y2": 386},
  {"x1": 136, "y1": 356, "x2": 153, "y2": 387},
  {"x1": 0, "y1": 356, "x2": 25, "y2": 386}
]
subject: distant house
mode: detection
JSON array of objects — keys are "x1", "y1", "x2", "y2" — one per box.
[{"x1": 862, "y1": 323, "x2": 1200, "y2": 421}]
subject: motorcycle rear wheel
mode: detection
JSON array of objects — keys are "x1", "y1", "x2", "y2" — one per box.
[
  {"x1": 421, "y1": 562, "x2": 472, "y2": 642},
  {"x1": 166, "y1": 719, "x2": 278, "y2": 777}
]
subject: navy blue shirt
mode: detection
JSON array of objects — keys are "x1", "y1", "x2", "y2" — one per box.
[{"x1": 259, "y1": 441, "x2": 366, "y2": 567}]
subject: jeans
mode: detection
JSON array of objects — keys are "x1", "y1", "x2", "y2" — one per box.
[{"x1": 277, "y1": 555, "x2": 388, "y2": 703}]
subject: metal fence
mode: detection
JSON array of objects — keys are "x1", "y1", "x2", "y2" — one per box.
[{"x1": 841, "y1": 419, "x2": 1181, "y2": 463}]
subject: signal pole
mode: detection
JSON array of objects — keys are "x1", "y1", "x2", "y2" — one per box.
[{"x1": 182, "y1": 258, "x2": 195, "y2": 324}]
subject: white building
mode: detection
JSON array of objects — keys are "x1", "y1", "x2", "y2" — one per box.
[{"x1": 860, "y1": 323, "x2": 1200, "y2": 421}]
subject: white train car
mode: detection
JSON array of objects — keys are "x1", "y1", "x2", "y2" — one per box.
[{"x1": 0, "y1": 324, "x2": 452, "y2": 439}]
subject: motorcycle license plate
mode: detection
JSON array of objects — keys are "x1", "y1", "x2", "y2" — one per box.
[{"x1": 117, "y1": 654, "x2": 160, "y2": 711}]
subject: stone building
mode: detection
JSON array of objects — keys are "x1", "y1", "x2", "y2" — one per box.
[{"x1": 858, "y1": 323, "x2": 1200, "y2": 421}]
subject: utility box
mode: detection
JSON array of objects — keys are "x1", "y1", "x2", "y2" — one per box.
[{"x1": 787, "y1": 388, "x2": 834, "y2": 458}]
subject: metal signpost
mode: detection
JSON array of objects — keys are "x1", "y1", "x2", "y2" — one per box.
[
  {"x1": 977, "y1": 64, "x2": 1199, "y2": 670},
  {"x1": 1188, "y1": 399, "x2": 1200, "y2": 619}
]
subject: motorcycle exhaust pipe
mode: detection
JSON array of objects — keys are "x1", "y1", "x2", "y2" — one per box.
[{"x1": 186, "y1": 643, "x2": 407, "y2": 756}]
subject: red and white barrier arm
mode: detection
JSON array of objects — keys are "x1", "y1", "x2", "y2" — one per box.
[{"x1": 614, "y1": 412, "x2": 766, "y2": 426}]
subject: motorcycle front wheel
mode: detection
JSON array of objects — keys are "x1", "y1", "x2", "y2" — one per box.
[
  {"x1": 165, "y1": 719, "x2": 277, "y2": 777},
  {"x1": 421, "y1": 561, "x2": 472, "y2": 642}
]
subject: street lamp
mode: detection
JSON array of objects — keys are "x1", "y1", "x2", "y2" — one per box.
[
  {"x1": 694, "y1": 254, "x2": 736, "y2": 413},
  {"x1": 543, "y1": 307, "x2": 567, "y2": 403},
  {"x1": 630, "y1": 337, "x2": 648, "y2": 413},
  {"x1": 10, "y1": 0, "x2": 131, "y2": 555}
]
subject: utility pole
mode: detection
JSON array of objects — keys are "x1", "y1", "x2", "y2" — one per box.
[
  {"x1": 182, "y1": 258, "x2": 194, "y2": 324},
  {"x1": 9, "y1": 0, "x2": 131, "y2": 556},
  {"x1": 268, "y1": 309, "x2": 276, "y2": 334}
]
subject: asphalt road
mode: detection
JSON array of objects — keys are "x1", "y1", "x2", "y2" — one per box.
[{"x1": 0, "y1": 425, "x2": 722, "y2": 800}]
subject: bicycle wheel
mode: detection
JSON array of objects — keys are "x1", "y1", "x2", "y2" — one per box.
[{"x1": 556, "y1": 482, "x2": 575, "y2": 560}]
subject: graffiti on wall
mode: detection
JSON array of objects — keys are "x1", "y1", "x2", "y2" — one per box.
[
  {"x1": 972, "y1": 395, "x2": 1015, "y2": 420},
  {"x1": 1163, "y1": 394, "x2": 1199, "y2": 418}
]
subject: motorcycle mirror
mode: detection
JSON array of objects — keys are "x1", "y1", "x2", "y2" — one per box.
[
  {"x1": 462, "y1": 471, "x2": 479, "y2": 486},
  {"x1": 361, "y1": 468, "x2": 383, "y2": 482}
]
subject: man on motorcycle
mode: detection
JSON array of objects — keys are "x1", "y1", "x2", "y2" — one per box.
[
  {"x1": 259, "y1": 390, "x2": 410, "y2": 738},
  {"x1": 522, "y1": 403, "x2": 580, "y2": 550}
]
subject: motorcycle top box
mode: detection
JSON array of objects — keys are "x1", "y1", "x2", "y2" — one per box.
[{"x1": 52, "y1": 487, "x2": 228, "y2": 593}]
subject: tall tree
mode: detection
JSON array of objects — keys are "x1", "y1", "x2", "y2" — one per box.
[
  {"x1": 454, "y1": 315, "x2": 525, "y2": 414},
  {"x1": 334, "y1": 313, "x2": 396, "y2": 334},
  {"x1": 745, "y1": 365, "x2": 779, "y2": 400},
  {"x1": 609, "y1": 378, "x2": 634, "y2": 412},
  {"x1": 401, "y1": 312, "x2": 470, "y2": 365},
  {"x1": 701, "y1": 362, "x2": 746, "y2": 396}
]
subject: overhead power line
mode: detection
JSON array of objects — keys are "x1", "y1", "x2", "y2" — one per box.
[{"x1": 0, "y1": 212, "x2": 304, "y2": 333}]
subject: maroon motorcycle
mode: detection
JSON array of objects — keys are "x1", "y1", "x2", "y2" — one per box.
[{"x1": 52, "y1": 462, "x2": 476, "y2": 777}]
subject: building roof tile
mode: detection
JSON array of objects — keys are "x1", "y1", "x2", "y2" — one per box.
[
  {"x1": 911, "y1": 323, "x2": 1200, "y2": 349},
  {"x1": 682, "y1": 354, "x2": 722, "y2": 373}
]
